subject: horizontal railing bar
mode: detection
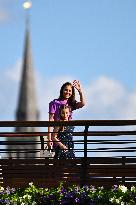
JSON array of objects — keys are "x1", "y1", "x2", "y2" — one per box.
[
  {"x1": 88, "y1": 147, "x2": 136, "y2": 150},
  {"x1": 0, "y1": 148, "x2": 135, "y2": 151},
  {"x1": 88, "y1": 151, "x2": 136, "y2": 152},
  {"x1": 1, "y1": 130, "x2": 136, "y2": 137},
  {"x1": 0, "y1": 142, "x2": 41, "y2": 145},
  {"x1": 0, "y1": 141, "x2": 136, "y2": 145},
  {"x1": 87, "y1": 131, "x2": 136, "y2": 136},
  {"x1": 1, "y1": 150, "x2": 135, "y2": 153},
  {"x1": 87, "y1": 141, "x2": 136, "y2": 144},
  {"x1": 0, "y1": 148, "x2": 83, "y2": 151},
  {"x1": 1, "y1": 139, "x2": 136, "y2": 143},
  {"x1": 0, "y1": 120, "x2": 136, "y2": 127}
]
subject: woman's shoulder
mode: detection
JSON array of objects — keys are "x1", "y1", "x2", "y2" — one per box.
[
  {"x1": 50, "y1": 98, "x2": 66, "y2": 105},
  {"x1": 49, "y1": 99, "x2": 59, "y2": 105}
]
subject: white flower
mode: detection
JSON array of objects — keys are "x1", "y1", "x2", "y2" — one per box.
[
  {"x1": 119, "y1": 185, "x2": 127, "y2": 193},
  {"x1": 131, "y1": 186, "x2": 135, "y2": 192},
  {"x1": 115, "y1": 199, "x2": 120, "y2": 203},
  {"x1": 0, "y1": 186, "x2": 4, "y2": 191},
  {"x1": 109, "y1": 197, "x2": 114, "y2": 202},
  {"x1": 29, "y1": 182, "x2": 33, "y2": 186},
  {"x1": 23, "y1": 194, "x2": 31, "y2": 200},
  {"x1": 32, "y1": 202, "x2": 37, "y2": 205},
  {"x1": 27, "y1": 195, "x2": 31, "y2": 200},
  {"x1": 19, "y1": 197, "x2": 23, "y2": 202}
]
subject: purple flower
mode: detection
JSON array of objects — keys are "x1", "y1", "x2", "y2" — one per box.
[
  {"x1": 6, "y1": 189, "x2": 10, "y2": 195},
  {"x1": 113, "y1": 184, "x2": 118, "y2": 191},
  {"x1": 134, "y1": 196, "x2": 136, "y2": 203},
  {"x1": 61, "y1": 187, "x2": 66, "y2": 193},
  {"x1": 90, "y1": 186, "x2": 96, "y2": 192},
  {"x1": 5, "y1": 199, "x2": 10, "y2": 203},
  {"x1": 83, "y1": 185, "x2": 89, "y2": 191},
  {"x1": 75, "y1": 197, "x2": 80, "y2": 203}
]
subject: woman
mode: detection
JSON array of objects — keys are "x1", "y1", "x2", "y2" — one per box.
[{"x1": 47, "y1": 80, "x2": 85, "y2": 148}]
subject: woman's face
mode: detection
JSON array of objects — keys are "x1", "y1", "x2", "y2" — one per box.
[
  {"x1": 60, "y1": 108, "x2": 70, "y2": 121},
  {"x1": 62, "y1": 85, "x2": 72, "y2": 99}
]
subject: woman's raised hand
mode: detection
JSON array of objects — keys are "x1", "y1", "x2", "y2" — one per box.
[{"x1": 72, "y1": 80, "x2": 81, "y2": 92}]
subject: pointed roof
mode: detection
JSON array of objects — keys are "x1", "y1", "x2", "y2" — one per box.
[
  {"x1": 7, "y1": 8, "x2": 40, "y2": 158},
  {"x1": 16, "y1": 26, "x2": 39, "y2": 121}
]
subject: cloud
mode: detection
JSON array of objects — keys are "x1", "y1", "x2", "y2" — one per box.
[
  {"x1": 87, "y1": 76, "x2": 125, "y2": 107},
  {"x1": 6, "y1": 59, "x2": 22, "y2": 82},
  {"x1": 0, "y1": 59, "x2": 21, "y2": 121},
  {"x1": 121, "y1": 90, "x2": 136, "y2": 119},
  {"x1": 80, "y1": 76, "x2": 136, "y2": 120},
  {"x1": 0, "y1": 8, "x2": 9, "y2": 23},
  {"x1": 0, "y1": 0, "x2": 10, "y2": 24},
  {"x1": 0, "y1": 0, "x2": 16, "y2": 24}
]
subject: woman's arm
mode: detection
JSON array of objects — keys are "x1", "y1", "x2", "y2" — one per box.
[{"x1": 72, "y1": 80, "x2": 85, "y2": 109}]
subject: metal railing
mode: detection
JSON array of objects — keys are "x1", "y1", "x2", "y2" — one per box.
[
  {"x1": 0, "y1": 120, "x2": 136, "y2": 158},
  {"x1": 0, "y1": 120, "x2": 136, "y2": 187}
]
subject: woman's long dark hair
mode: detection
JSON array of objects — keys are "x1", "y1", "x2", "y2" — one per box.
[{"x1": 58, "y1": 82, "x2": 76, "y2": 106}]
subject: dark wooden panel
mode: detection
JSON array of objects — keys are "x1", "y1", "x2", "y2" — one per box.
[{"x1": 1, "y1": 157, "x2": 136, "y2": 188}]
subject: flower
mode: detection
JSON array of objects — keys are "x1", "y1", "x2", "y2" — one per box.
[
  {"x1": 131, "y1": 186, "x2": 135, "y2": 192},
  {"x1": 32, "y1": 202, "x2": 37, "y2": 205},
  {"x1": 0, "y1": 186, "x2": 4, "y2": 191},
  {"x1": 29, "y1": 182, "x2": 33, "y2": 186},
  {"x1": 75, "y1": 197, "x2": 80, "y2": 203},
  {"x1": 119, "y1": 185, "x2": 127, "y2": 193}
]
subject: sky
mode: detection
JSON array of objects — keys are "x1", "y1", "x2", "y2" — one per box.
[{"x1": 0, "y1": 0, "x2": 136, "y2": 156}]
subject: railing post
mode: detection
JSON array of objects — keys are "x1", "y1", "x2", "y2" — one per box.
[
  {"x1": 122, "y1": 156, "x2": 126, "y2": 184},
  {"x1": 81, "y1": 125, "x2": 89, "y2": 187},
  {"x1": 40, "y1": 136, "x2": 44, "y2": 150},
  {"x1": 84, "y1": 125, "x2": 89, "y2": 158}
]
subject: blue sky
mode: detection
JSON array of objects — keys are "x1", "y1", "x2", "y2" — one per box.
[
  {"x1": 0, "y1": 0, "x2": 136, "y2": 121},
  {"x1": 0, "y1": 0, "x2": 136, "y2": 157}
]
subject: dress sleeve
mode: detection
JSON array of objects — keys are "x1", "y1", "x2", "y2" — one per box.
[{"x1": 49, "y1": 100, "x2": 56, "y2": 114}]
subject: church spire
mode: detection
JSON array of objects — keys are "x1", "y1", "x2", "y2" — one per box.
[
  {"x1": 7, "y1": 2, "x2": 40, "y2": 158},
  {"x1": 16, "y1": 25, "x2": 39, "y2": 123},
  {"x1": 16, "y1": 1, "x2": 39, "y2": 124}
]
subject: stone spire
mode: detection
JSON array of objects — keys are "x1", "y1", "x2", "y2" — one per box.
[
  {"x1": 15, "y1": 24, "x2": 40, "y2": 158},
  {"x1": 7, "y1": 19, "x2": 40, "y2": 158},
  {"x1": 16, "y1": 27, "x2": 39, "y2": 127}
]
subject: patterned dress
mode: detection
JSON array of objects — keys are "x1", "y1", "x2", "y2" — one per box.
[{"x1": 54, "y1": 126, "x2": 75, "y2": 159}]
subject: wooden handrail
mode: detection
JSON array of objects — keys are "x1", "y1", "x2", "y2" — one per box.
[
  {"x1": 0, "y1": 119, "x2": 136, "y2": 127},
  {"x1": 0, "y1": 130, "x2": 136, "y2": 137}
]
